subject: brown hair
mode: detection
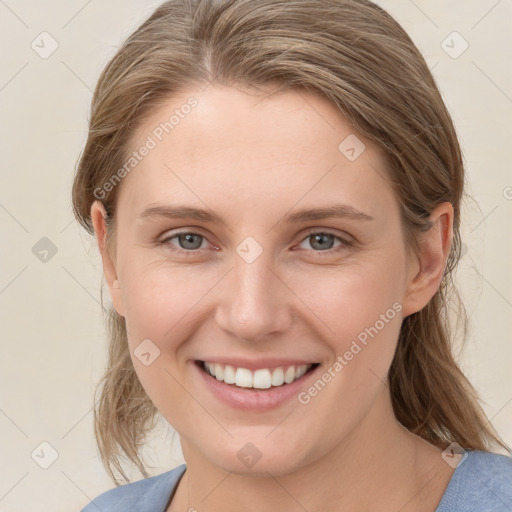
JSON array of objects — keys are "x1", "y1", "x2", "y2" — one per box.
[{"x1": 72, "y1": 0, "x2": 509, "y2": 483}]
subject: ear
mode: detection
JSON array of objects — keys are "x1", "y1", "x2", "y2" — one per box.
[
  {"x1": 401, "y1": 202, "x2": 454, "y2": 318},
  {"x1": 90, "y1": 200, "x2": 125, "y2": 317}
]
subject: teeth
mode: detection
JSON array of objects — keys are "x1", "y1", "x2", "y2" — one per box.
[
  {"x1": 205, "y1": 362, "x2": 215, "y2": 375},
  {"x1": 284, "y1": 366, "x2": 296, "y2": 384},
  {"x1": 214, "y1": 363, "x2": 224, "y2": 381},
  {"x1": 271, "y1": 367, "x2": 285, "y2": 386},
  {"x1": 202, "y1": 362, "x2": 312, "y2": 389},
  {"x1": 223, "y1": 365, "x2": 236, "y2": 384},
  {"x1": 253, "y1": 369, "x2": 272, "y2": 389},
  {"x1": 235, "y1": 368, "x2": 253, "y2": 388},
  {"x1": 296, "y1": 365, "x2": 307, "y2": 379}
]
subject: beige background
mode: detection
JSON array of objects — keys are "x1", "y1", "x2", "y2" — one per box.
[{"x1": 0, "y1": 0, "x2": 511, "y2": 510}]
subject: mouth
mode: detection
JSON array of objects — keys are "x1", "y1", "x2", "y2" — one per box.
[{"x1": 195, "y1": 360, "x2": 320, "y2": 390}]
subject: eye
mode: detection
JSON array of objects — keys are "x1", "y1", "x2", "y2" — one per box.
[
  {"x1": 159, "y1": 229, "x2": 352, "y2": 257},
  {"x1": 297, "y1": 231, "x2": 352, "y2": 255},
  {"x1": 159, "y1": 231, "x2": 210, "y2": 256}
]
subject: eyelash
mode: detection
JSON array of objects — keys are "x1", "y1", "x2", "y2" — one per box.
[{"x1": 158, "y1": 229, "x2": 353, "y2": 257}]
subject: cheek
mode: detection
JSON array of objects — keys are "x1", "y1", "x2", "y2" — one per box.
[
  {"x1": 121, "y1": 262, "x2": 216, "y2": 340},
  {"x1": 288, "y1": 268, "x2": 404, "y2": 453},
  {"x1": 120, "y1": 239, "x2": 407, "y2": 354},
  {"x1": 289, "y1": 253, "x2": 406, "y2": 343},
  {"x1": 289, "y1": 252, "x2": 406, "y2": 416},
  {"x1": 119, "y1": 264, "x2": 209, "y2": 426}
]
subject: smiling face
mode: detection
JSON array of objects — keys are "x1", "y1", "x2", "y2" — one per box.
[{"x1": 91, "y1": 83, "x2": 443, "y2": 476}]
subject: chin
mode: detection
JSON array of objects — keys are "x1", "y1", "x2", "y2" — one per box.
[{"x1": 197, "y1": 434, "x2": 313, "y2": 478}]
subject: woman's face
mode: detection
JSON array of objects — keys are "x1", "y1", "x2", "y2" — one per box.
[{"x1": 94, "y1": 83, "x2": 445, "y2": 476}]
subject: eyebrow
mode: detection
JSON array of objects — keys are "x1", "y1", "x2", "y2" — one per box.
[{"x1": 139, "y1": 203, "x2": 374, "y2": 225}]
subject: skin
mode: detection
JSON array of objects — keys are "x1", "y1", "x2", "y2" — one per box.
[{"x1": 91, "y1": 83, "x2": 455, "y2": 512}]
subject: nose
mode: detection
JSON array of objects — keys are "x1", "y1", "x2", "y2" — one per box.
[{"x1": 214, "y1": 249, "x2": 293, "y2": 343}]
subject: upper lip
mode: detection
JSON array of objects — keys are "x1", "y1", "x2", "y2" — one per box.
[{"x1": 196, "y1": 358, "x2": 319, "y2": 371}]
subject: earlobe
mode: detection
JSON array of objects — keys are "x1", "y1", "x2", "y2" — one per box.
[
  {"x1": 90, "y1": 200, "x2": 125, "y2": 317},
  {"x1": 401, "y1": 202, "x2": 454, "y2": 318}
]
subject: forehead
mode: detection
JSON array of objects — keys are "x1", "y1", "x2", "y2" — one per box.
[{"x1": 116, "y1": 84, "x2": 396, "y2": 224}]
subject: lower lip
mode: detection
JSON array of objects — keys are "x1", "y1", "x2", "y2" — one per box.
[{"x1": 193, "y1": 361, "x2": 320, "y2": 411}]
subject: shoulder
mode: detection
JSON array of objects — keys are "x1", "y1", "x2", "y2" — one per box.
[
  {"x1": 81, "y1": 464, "x2": 186, "y2": 512},
  {"x1": 437, "y1": 450, "x2": 512, "y2": 512}
]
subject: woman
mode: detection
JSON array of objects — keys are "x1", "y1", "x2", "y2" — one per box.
[{"x1": 72, "y1": 0, "x2": 512, "y2": 510}]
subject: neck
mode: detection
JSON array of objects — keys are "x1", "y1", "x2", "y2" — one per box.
[{"x1": 171, "y1": 387, "x2": 453, "y2": 512}]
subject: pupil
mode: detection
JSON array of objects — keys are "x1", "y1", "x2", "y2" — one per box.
[
  {"x1": 181, "y1": 233, "x2": 201, "y2": 249},
  {"x1": 312, "y1": 233, "x2": 333, "y2": 250}
]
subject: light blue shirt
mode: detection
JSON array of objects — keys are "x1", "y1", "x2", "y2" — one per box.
[{"x1": 81, "y1": 450, "x2": 512, "y2": 511}]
